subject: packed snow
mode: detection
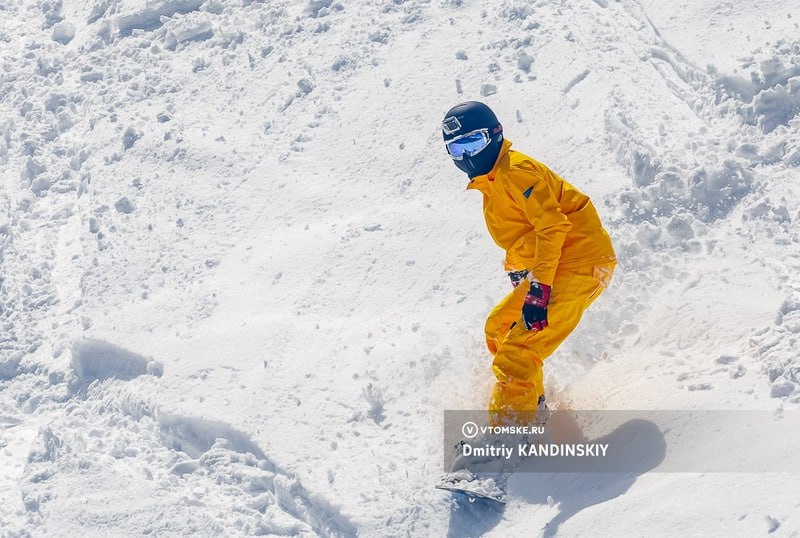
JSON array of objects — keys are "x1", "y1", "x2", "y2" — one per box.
[{"x1": 1, "y1": 0, "x2": 800, "y2": 536}]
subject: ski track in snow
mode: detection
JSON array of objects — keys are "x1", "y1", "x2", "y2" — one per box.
[{"x1": 0, "y1": 0, "x2": 799, "y2": 535}]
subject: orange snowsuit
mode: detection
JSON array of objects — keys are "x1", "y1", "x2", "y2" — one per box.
[{"x1": 466, "y1": 139, "x2": 616, "y2": 425}]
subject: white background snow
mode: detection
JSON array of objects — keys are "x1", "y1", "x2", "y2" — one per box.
[{"x1": 1, "y1": 0, "x2": 800, "y2": 536}]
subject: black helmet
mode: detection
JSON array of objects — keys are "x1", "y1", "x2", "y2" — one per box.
[{"x1": 442, "y1": 101, "x2": 504, "y2": 178}]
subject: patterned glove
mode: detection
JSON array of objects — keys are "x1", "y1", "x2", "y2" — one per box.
[
  {"x1": 508, "y1": 270, "x2": 529, "y2": 288},
  {"x1": 522, "y1": 278, "x2": 551, "y2": 331}
]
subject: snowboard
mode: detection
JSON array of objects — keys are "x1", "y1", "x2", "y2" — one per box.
[{"x1": 435, "y1": 469, "x2": 507, "y2": 504}]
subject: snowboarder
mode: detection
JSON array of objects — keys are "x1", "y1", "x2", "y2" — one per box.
[{"x1": 442, "y1": 101, "x2": 617, "y2": 427}]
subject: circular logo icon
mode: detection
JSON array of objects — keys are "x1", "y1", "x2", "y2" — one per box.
[{"x1": 461, "y1": 421, "x2": 479, "y2": 439}]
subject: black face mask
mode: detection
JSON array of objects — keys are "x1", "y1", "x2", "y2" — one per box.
[{"x1": 452, "y1": 133, "x2": 504, "y2": 178}]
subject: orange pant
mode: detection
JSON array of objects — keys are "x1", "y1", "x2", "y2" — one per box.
[{"x1": 487, "y1": 263, "x2": 615, "y2": 425}]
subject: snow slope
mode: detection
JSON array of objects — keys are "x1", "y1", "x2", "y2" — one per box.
[{"x1": 1, "y1": 0, "x2": 799, "y2": 536}]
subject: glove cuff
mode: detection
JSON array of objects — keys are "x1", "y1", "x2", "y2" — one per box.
[{"x1": 508, "y1": 269, "x2": 529, "y2": 288}]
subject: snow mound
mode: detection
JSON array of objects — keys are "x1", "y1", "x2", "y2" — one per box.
[
  {"x1": 751, "y1": 298, "x2": 800, "y2": 401},
  {"x1": 110, "y1": 0, "x2": 206, "y2": 38},
  {"x1": 0, "y1": 352, "x2": 22, "y2": 381},
  {"x1": 158, "y1": 412, "x2": 267, "y2": 460},
  {"x1": 71, "y1": 338, "x2": 163, "y2": 381}
]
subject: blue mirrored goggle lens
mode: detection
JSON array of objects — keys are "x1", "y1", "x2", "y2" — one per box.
[{"x1": 447, "y1": 131, "x2": 490, "y2": 159}]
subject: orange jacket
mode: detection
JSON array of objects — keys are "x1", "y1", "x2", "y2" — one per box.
[{"x1": 467, "y1": 139, "x2": 616, "y2": 286}]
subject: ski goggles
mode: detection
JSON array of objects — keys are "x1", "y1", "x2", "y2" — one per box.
[{"x1": 445, "y1": 128, "x2": 492, "y2": 160}]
